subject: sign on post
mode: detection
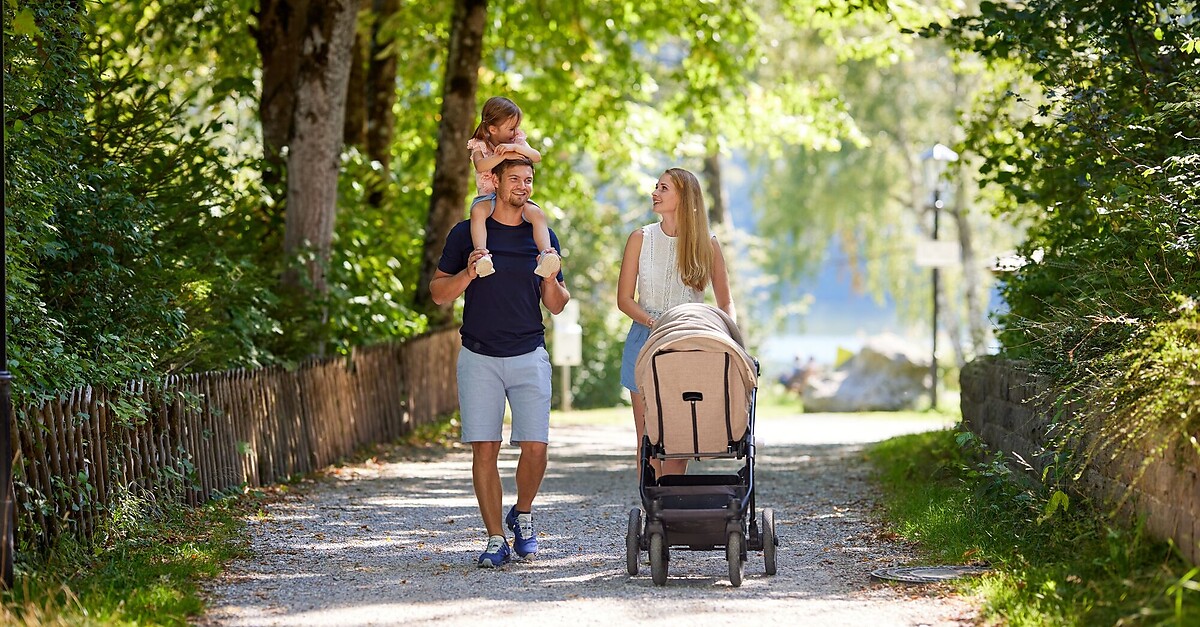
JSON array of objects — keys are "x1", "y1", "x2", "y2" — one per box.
[
  {"x1": 552, "y1": 301, "x2": 582, "y2": 367},
  {"x1": 914, "y1": 240, "x2": 961, "y2": 268}
]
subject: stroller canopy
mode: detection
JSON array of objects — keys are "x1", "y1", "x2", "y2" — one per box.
[{"x1": 633, "y1": 303, "x2": 757, "y2": 456}]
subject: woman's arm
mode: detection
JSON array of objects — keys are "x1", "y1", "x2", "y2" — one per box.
[
  {"x1": 617, "y1": 230, "x2": 656, "y2": 327},
  {"x1": 710, "y1": 238, "x2": 736, "y2": 323}
]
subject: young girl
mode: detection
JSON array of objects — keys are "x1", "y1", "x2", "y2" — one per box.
[
  {"x1": 467, "y1": 96, "x2": 560, "y2": 278},
  {"x1": 616, "y1": 167, "x2": 735, "y2": 478}
]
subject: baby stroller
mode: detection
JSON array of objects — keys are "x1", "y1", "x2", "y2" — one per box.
[{"x1": 625, "y1": 303, "x2": 778, "y2": 587}]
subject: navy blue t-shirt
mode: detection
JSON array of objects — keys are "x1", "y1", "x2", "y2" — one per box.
[{"x1": 437, "y1": 212, "x2": 564, "y2": 358}]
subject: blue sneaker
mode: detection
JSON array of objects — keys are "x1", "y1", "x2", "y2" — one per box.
[
  {"x1": 506, "y1": 506, "x2": 539, "y2": 558},
  {"x1": 478, "y1": 535, "x2": 511, "y2": 568}
]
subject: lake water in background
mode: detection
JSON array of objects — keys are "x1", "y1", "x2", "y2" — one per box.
[{"x1": 757, "y1": 334, "x2": 868, "y2": 379}]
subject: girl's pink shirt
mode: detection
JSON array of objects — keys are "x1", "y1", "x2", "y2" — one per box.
[{"x1": 466, "y1": 129, "x2": 528, "y2": 195}]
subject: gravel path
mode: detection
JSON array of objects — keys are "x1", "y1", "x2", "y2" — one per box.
[{"x1": 198, "y1": 413, "x2": 979, "y2": 627}]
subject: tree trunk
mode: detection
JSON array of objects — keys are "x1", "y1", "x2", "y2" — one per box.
[
  {"x1": 952, "y1": 173, "x2": 988, "y2": 359},
  {"x1": 413, "y1": 0, "x2": 487, "y2": 324},
  {"x1": 252, "y1": 0, "x2": 307, "y2": 240},
  {"x1": 366, "y1": 0, "x2": 400, "y2": 170},
  {"x1": 364, "y1": 0, "x2": 401, "y2": 208},
  {"x1": 703, "y1": 149, "x2": 726, "y2": 226},
  {"x1": 342, "y1": 0, "x2": 399, "y2": 208},
  {"x1": 278, "y1": 0, "x2": 360, "y2": 298},
  {"x1": 344, "y1": 19, "x2": 368, "y2": 148}
]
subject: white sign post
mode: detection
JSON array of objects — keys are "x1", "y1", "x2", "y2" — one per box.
[{"x1": 552, "y1": 301, "x2": 582, "y2": 411}]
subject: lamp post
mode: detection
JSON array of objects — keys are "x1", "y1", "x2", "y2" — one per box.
[{"x1": 918, "y1": 143, "x2": 958, "y2": 412}]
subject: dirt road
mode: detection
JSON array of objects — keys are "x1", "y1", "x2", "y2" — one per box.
[{"x1": 198, "y1": 413, "x2": 979, "y2": 626}]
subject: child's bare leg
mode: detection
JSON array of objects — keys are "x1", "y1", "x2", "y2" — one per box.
[
  {"x1": 470, "y1": 198, "x2": 495, "y2": 277},
  {"x1": 526, "y1": 205, "x2": 560, "y2": 278}
]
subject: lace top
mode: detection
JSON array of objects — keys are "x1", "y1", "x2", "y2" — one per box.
[
  {"x1": 637, "y1": 222, "x2": 704, "y2": 318},
  {"x1": 466, "y1": 129, "x2": 528, "y2": 195}
]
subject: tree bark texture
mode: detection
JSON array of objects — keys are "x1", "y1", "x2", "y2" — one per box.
[
  {"x1": 277, "y1": 0, "x2": 360, "y2": 296},
  {"x1": 365, "y1": 0, "x2": 400, "y2": 169},
  {"x1": 414, "y1": 0, "x2": 487, "y2": 323},
  {"x1": 344, "y1": 21, "x2": 368, "y2": 148},
  {"x1": 342, "y1": 0, "x2": 399, "y2": 207},
  {"x1": 952, "y1": 174, "x2": 988, "y2": 359},
  {"x1": 254, "y1": 0, "x2": 306, "y2": 166},
  {"x1": 253, "y1": 0, "x2": 309, "y2": 237},
  {"x1": 703, "y1": 150, "x2": 726, "y2": 226}
]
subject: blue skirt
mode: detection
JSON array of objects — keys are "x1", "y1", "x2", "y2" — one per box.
[{"x1": 620, "y1": 321, "x2": 652, "y2": 392}]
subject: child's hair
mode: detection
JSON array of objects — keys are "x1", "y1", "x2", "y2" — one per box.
[
  {"x1": 664, "y1": 168, "x2": 714, "y2": 292},
  {"x1": 471, "y1": 96, "x2": 523, "y2": 144}
]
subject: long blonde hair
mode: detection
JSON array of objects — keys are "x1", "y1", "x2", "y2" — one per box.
[{"x1": 664, "y1": 168, "x2": 713, "y2": 292}]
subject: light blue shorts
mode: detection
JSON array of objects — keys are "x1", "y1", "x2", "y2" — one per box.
[
  {"x1": 620, "y1": 322, "x2": 652, "y2": 392},
  {"x1": 457, "y1": 346, "x2": 552, "y2": 444}
]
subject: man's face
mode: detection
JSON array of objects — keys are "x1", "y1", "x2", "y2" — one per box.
[{"x1": 496, "y1": 164, "x2": 534, "y2": 207}]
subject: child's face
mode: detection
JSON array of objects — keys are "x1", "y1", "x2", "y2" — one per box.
[{"x1": 488, "y1": 116, "x2": 521, "y2": 144}]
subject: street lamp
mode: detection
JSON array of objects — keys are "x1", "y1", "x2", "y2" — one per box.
[{"x1": 918, "y1": 143, "x2": 958, "y2": 411}]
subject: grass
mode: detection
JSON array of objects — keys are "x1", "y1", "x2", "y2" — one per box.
[
  {"x1": 0, "y1": 413, "x2": 471, "y2": 626},
  {"x1": 866, "y1": 428, "x2": 1200, "y2": 626},
  {"x1": 0, "y1": 488, "x2": 264, "y2": 626}
]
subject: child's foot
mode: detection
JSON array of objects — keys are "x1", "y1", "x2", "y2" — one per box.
[
  {"x1": 475, "y1": 254, "x2": 495, "y2": 277},
  {"x1": 534, "y1": 250, "x2": 560, "y2": 278}
]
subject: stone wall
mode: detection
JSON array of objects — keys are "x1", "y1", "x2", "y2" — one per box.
[{"x1": 960, "y1": 357, "x2": 1199, "y2": 565}]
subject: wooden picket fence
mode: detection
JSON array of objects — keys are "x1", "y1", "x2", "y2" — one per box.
[{"x1": 11, "y1": 328, "x2": 460, "y2": 549}]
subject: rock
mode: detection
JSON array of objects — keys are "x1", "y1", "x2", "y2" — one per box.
[{"x1": 801, "y1": 334, "x2": 930, "y2": 412}]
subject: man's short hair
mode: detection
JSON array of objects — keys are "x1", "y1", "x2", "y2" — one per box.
[{"x1": 492, "y1": 156, "x2": 534, "y2": 180}]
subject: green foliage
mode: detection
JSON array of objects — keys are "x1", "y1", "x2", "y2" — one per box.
[
  {"x1": 752, "y1": 2, "x2": 1020, "y2": 350},
  {"x1": 5, "y1": 2, "x2": 94, "y2": 396},
  {"x1": 1, "y1": 490, "x2": 254, "y2": 626},
  {"x1": 869, "y1": 429, "x2": 1200, "y2": 625},
  {"x1": 1047, "y1": 300, "x2": 1200, "y2": 496},
  {"x1": 6, "y1": 0, "x2": 1023, "y2": 406},
  {"x1": 4, "y1": 3, "x2": 284, "y2": 400},
  {"x1": 941, "y1": 0, "x2": 1200, "y2": 359},
  {"x1": 938, "y1": 0, "x2": 1200, "y2": 484},
  {"x1": 324, "y1": 150, "x2": 430, "y2": 355}
]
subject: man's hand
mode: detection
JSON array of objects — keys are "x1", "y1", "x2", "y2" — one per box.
[
  {"x1": 540, "y1": 258, "x2": 570, "y2": 315},
  {"x1": 430, "y1": 248, "x2": 490, "y2": 305},
  {"x1": 467, "y1": 248, "x2": 489, "y2": 279}
]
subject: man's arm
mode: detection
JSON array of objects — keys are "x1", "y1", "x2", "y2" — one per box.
[
  {"x1": 540, "y1": 275, "x2": 570, "y2": 315},
  {"x1": 429, "y1": 248, "x2": 489, "y2": 305}
]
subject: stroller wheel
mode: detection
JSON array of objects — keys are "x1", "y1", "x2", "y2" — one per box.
[
  {"x1": 626, "y1": 509, "x2": 642, "y2": 576},
  {"x1": 649, "y1": 533, "x2": 668, "y2": 586},
  {"x1": 762, "y1": 508, "x2": 777, "y2": 575},
  {"x1": 727, "y1": 531, "x2": 745, "y2": 587}
]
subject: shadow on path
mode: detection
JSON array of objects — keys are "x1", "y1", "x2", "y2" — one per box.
[{"x1": 199, "y1": 414, "x2": 973, "y2": 627}]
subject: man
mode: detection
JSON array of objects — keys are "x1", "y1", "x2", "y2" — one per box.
[{"x1": 429, "y1": 157, "x2": 570, "y2": 568}]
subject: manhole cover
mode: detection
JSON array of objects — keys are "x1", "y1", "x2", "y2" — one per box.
[{"x1": 869, "y1": 565, "x2": 991, "y2": 583}]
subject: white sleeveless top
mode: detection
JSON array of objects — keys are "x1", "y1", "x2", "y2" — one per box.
[{"x1": 637, "y1": 222, "x2": 704, "y2": 318}]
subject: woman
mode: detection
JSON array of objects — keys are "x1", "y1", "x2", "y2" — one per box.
[{"x1": 617, "y1": 167, "x2": 735, "y2": 477}]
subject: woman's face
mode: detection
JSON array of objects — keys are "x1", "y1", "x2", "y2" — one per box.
[{"x1": 651, "y1": 173, "x2": 679, "y2": 215}]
